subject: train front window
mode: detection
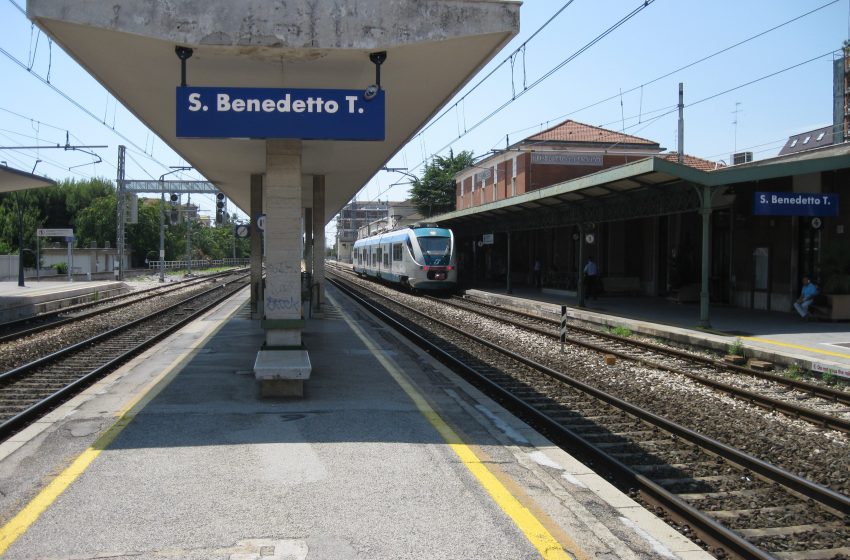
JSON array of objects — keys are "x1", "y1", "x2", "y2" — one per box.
[{"x1": 417, "y1": 236, "x2": 450, "y2": 256}]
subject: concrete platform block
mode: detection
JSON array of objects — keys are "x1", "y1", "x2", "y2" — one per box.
[
  {"x1": 254, "y1": 349, "x2": 311, "y2": 381},
  {"x1": 749, "y1": 359, "x2": 774, "y2": 371},
  {"x1": 260, "y1": 379, "x2": 304, "y2": 398},
  {"x1": 723, "y1": 354, "x2": 746, "y2": 365}
]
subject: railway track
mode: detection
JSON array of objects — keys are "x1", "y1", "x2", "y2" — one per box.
[
  {"x1": 438, "y1": 294, "x2": 850, "y2": 434},
  {"x1": 0, "y1": 268, "x2": 246, "y2": 343},
  {"x1": 0, "y1": 273, "x2": 248, "y2": 440},
  {"x1": 328, "y1": 271, "x2": 850, "y2": 560}
]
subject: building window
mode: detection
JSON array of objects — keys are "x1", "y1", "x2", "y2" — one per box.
[
  {"x1": 790, "y1": 139, "x2": 798, "y2": 147},
  {"x1": 803, "y1": 136, "x2": 811, "y2": 144},
  {"x1": 816, "y1": 132, "x2": 825, "y2": 141}
]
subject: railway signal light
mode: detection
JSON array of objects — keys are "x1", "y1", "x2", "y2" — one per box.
[{"x1": 216, "y1": 192, "x2": 226, "y2": 223}]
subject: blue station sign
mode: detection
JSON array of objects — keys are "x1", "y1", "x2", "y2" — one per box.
[
  {"x1": 176, "y1": 86, "x2": 385, "y2": 140},
  {"x1": 753, "y1": 191, "x2": 839, "y2": 217}
]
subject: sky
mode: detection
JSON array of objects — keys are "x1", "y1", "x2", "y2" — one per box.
[{"x1": 1, "y1": 0, "x2": 848, "y2": 246}]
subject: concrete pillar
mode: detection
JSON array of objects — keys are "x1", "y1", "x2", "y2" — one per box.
[
  {"x1": 312, "y1": 175, "x2": 326, "y2": 311},
  {"x1": 254, "y1": 140, "x2": 310, "y2": 397},
  {"x1": 304, "y1": 207, "x2": 313, "y2": 276},
  {"x1": 250, "y1": 173, "x2": 263, "y2": 319}
]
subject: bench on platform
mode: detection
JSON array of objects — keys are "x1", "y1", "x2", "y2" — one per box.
[{"x1": 809, "y1": 294, "x2": 850, "y2": 321}]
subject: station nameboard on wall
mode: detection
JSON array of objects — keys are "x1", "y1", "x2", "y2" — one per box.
[
  {"x1": 176, "y1": 87, "x2": 385, "y2": 141},
  {"x1": 753, "y1": 192, "x2": 839, "y2": 217}
]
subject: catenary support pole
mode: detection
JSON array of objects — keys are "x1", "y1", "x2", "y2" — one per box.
[
  {"x1": 116, "y1": 145, "x2": 126, "y2": 280},
  {"x1": 678, "y1": 83, "x2": 684, "y2": 164}
]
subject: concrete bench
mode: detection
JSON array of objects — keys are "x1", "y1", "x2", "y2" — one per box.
[{"x1": 602, "y1": 276, "x2": 641, "y2": 295}]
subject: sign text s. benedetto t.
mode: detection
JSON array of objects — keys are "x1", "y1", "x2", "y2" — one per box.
[{"x1": 176, "y1": 87, "x2": 385, "y2": 141}]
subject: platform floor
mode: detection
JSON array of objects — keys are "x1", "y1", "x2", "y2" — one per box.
[
  {"x1": 0, "y1": 284, "x2": 708, "y2": 559},
  {"x1": 466, "y1": 286, "x2": 850, "y2": 379},
  {"x1": 0, "y1": 280, "x2": 130, "y2": 322}
]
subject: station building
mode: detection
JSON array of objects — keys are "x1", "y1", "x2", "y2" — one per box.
[{"x1": 441, "y1": 120, "x2": 850, "y2": 324}]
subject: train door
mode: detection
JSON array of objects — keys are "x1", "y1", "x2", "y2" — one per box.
[{"x1": 392, "y1": 243, "x2": 402, "y2": 277}]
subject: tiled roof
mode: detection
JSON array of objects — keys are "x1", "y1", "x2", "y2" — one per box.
[
  {"x1": 525, "y1": 119, "x2": 659, "y2": 146},
  {"x1": 659, "y1": 152, "x2": 725, "y2": 171},
  {"x1": 778, "y1": 125, "x2": 835, "y2": 156}
]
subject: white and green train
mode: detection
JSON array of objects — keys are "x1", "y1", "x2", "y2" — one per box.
[{"x1": 352, "y1": 224, "x2": 458, "y2": 292}]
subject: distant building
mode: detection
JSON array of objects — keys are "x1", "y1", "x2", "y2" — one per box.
[
  {"x1": 778, "y1": 126, "x2": 835, "y2": 156},
  {"x1": 833, "y1": 49, "x2": 849, "y2": 144},
  {"x1": 40, "y1": 244, "x2": 131, "y2": 276},
  {"x1": 335, "y1": 200, "x2": 388, "y2": 262},
  {"x1": 357, "y1": 200, "x2": 424, "y2": 239},
  {"x1": 455, "y1": 119, "x2": 666, "y2": 211}
]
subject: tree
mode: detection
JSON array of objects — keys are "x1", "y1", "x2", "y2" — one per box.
[
  {"x1": 127, "y1": 201, "x2": 160, "y2": 266},
  {"x1": 409, "y1": 149, "x2": 474, "y2": 217},
  {"x1": 75, "y1": 196, "x2": 116, "y2": 248}
]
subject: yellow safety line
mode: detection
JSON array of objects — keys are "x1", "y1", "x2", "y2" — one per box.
[
  {"x1": 0, "y1": 292, "x2": 247, "y2": 555},
  {"x1": 330, "y1": 293, "x2": 574, "y2": 560},
  {"x1": 743, "y1": 336, "x2": 850, "y2": 359}
]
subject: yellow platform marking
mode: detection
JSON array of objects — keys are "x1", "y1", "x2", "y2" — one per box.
[
  {"x1": 743, "y1": 336, "x2": 850, "y2": 359},
  {"x1": 331, "y1": 293, "x2": 575, "y2": 560},
  {"x1": 0, "y1": 292, "x2": 246, "y2": 555}
]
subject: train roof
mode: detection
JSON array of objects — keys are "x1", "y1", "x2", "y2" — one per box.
[{"x1": 354, "y1": 225, "x2": 453, "y2": 246}]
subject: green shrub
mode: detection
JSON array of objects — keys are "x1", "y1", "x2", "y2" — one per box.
[
  {"x1": 783, "y1": 364, "x2": 802, "y2": 380},
  {"x1": 54, "y1": 262, "x2": 68, "y2": 274},
  {"x1": 728, "y1": 338, "x2": 744, "y2": 356},
  {"x1": 610, "y1": 326, "x2": 632, "y2": 337}
]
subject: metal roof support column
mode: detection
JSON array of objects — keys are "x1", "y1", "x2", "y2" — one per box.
[
  {"x1": 506, "y1": 231, "x2": 513, "y2": 294},
  {"x1": 250, "y1": 173, "x2": 263, "y2": 319},
  {"x1": 312, "y1": 175, "x2": 325, "y2": 312},
  {"x1": 698, "y1": 183, "x2": 712, "y2": 328},
  {"x1": 578, "y1": 224, "x2": 586, "y2": 307}
]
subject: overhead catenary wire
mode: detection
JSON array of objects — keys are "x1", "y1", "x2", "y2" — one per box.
[
  {"x1": 411, "y1": 0, "x2": 578, "y2": 142},
  {"x1": 498, "y1": 0, "x2": 840, "y2": 142},
  {"x1": 398, "y1": 0, "x2": 656, "y2": 183},
  {"x1": 0, "y1": 45, "x2": 174, "y2": 177}
]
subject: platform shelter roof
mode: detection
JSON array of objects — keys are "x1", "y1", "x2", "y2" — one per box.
[
  {"x1": 0, "y1": 165, "x2": 56, "y2": 193},
  {"x1": 27, "y1": 0, "x2": 520, "y2": 224},
  {"x1": 436, "y1": 143, "x2": 850, "y2": 234}
]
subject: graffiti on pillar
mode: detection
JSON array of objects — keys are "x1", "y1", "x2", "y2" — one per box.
[
  {"x1": 266, "y1": 262, "x2": 298, "y2": 275},
  {"x1": 266, "y1": 295, "x2": 301, "y2": 312}
]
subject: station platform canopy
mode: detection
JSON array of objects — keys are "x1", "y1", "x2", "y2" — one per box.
[
  {"x1": 436, "y1": 143, "x2": 850, "y2": 234},
  {"x1": 27, "y1": 0, "x2": 520, "y2": 223},
  {"x1": 0, "y1": 164, "x2": 56, "y2": 193}
]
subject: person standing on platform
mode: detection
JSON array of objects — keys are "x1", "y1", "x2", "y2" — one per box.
[
  {"x1": 533, "y1": 259, "x2": 542, "y2": 289},
  {"x1": 583, "y1": 256, "x2": 599, "y2": 300},
  {"x1": 793, "y1": 275, "x2": 818, "y2": 319}
]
